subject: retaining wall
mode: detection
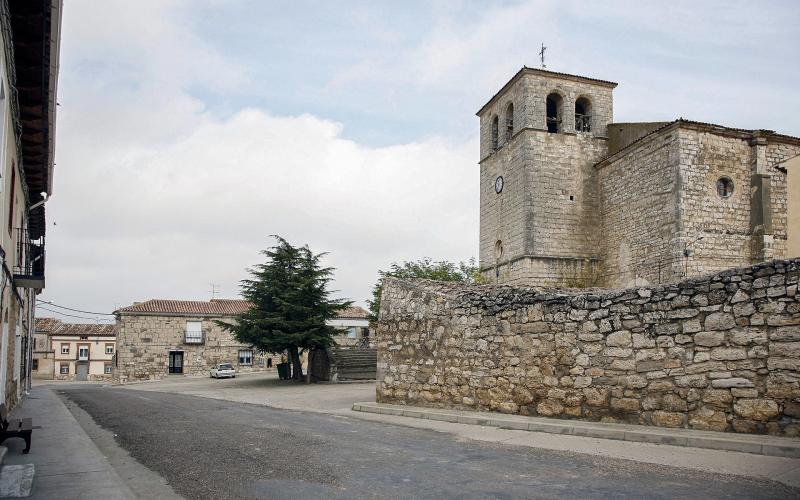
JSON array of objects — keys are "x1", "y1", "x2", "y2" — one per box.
[{"x1": 376, "y1": 259, "x2": 800, "y2": 436}]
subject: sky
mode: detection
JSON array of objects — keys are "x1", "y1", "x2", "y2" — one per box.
[{"x1": 36, "y1": 0, "x2": 800, "y2": 322}]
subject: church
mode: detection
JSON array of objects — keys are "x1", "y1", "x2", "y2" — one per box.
[{"x1": 478, "y1": 67, "x2": 800, "y2": 288}]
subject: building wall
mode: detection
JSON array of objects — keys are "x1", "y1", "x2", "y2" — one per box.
[
  {"x1": 51, "y1": 335, "x2": 116, "y2": 381},
  {"x1": 787, "y1": 156, "x2": 800, "y2": 257},
  {"x1": 0, "y1": 30, "x2": 37, "y2": 410},
  {"x1": 377, "y1": 258, "x2": 800, "y2": 436},
  {"x1": 32, "y1": 331, "x2": 54, "y2": 379},
  {"x1": 115, "y1": 314, "x2": 272, "y2": 383},
  {"x1": 598, "y1": 128, "x2": 681, "y2": 288}
]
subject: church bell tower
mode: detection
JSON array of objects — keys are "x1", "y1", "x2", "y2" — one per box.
[{"x1": 477, "y1": 67, "x2": 617, "y2": 286}]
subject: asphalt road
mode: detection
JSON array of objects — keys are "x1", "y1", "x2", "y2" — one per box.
[{"x1": 59, "y1": 387, "x2": 797, "y2": 500}]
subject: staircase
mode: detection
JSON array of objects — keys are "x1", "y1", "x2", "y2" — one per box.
[{"x1": 333, "y1": 348, "x2": 377, "y2": 380}]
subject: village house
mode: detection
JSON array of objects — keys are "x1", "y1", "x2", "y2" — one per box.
[
  {"x1": 0, "y1": 0, "x2": 61, "y2": 409},
  {"x1": 114, "y1": 298, "x2": 372, "y2": 383},
  {"x1": 33, "y1": 318, "x2": 116, "y2": 381}
]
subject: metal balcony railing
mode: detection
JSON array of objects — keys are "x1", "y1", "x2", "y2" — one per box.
[
  {"x1": 12, "y1": 228, "x2": 45, "y2": 289},
  {"x1": 575, "y1": 114, "x2": 592, "y2": 133}
]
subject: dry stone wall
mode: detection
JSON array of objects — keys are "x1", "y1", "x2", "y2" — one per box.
[{"x1": 377, "y1": 258, "x2": 800, "y2": 436}]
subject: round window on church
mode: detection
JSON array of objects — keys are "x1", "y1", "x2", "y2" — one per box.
[{"x1": 716, "y1": 177, "x2": 734, "y2": 198}]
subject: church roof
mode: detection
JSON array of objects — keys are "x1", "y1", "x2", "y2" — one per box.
[
  {"x1": 595, "y1": 118, "x2": 800, "y2": 169},
  {"x1": 477, "y1": 67, "x2": 618, "y2": 116}
]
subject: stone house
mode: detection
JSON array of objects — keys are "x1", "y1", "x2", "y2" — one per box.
[
  {"x1": 0, "y1": 1, "x2": 61, "y2": 410},
  {"x1": 114, "y1": 299, "x2": 371, "y2": 382},
  {"x1": 329, "y1": 306, "x2": 371, "y2": 347},
  {"x1": 33, "y1": 318, "x2": 117, "y2": 381},
  {"x1": 479, "y1": 67, "x2": 800, "y2": 289}
]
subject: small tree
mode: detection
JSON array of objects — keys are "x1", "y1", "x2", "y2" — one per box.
[
  {"x1": 218, "y1": 236, "x2": 351, "y2": 381},
  {"x1": 367, "y1": 257, "x2": 483, "y2": 324}
]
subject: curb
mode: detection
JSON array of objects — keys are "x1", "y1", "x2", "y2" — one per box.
[
  {"x1": 352, "y1": 402, "x2": 800, "y2": 459},
  {"x1": 0, "y1": 445, "x2": 7, "y2": 466}
]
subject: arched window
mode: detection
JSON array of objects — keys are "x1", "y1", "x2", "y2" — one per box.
[
  {"x1": 546, "y1": 93, "x2": 563, "y2": 133},
  {"x1": 504, "y1": 103, "x2": 514, "y2": 142},
  {"x1": 575, "y1": 97, "x2": 592, "y2": 133},
  {"x1": 491, "y1": 115, "x2": 499, "y2": 150}
]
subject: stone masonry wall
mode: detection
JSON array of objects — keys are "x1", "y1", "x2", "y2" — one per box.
[
  {"x1": 377, "y1": 259, "x2": 800, "y2": 436},
  {"x1": 115, "y1": 314, "x2": 271, "y2": 383}
]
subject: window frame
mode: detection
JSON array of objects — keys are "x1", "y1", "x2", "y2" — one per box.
[
  {"x1": 61, "y1": 343, "x2": 70, "y2": 355},
  {"x1": 104, "y1": 363, "x2": 113, "y2": 374},
  {"x1": 184, "y1": 321, "x2": 203, "y2": 344},
  {"x1": 105, "y1": 343, "x2": 114, "y2": 355},
  {"x1": 59, "y1": 363, "x2": 69, "y2": 375},
  {"x1": 238, "y1": 349, "x2": 253, "y2": 365},
  {"x1": 78, "y1": 344, "x2": 90, "y2": 361}
]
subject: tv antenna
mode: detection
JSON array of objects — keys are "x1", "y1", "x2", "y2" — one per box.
[
  {"x1": 209, "y1": 283, "x2": 219, "y2": 299},
  {"x1": 539, "y1": 43, "x2": 547, "y2": 69}
]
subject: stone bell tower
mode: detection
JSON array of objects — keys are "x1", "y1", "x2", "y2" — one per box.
[{"x1": 477, "y1": 67, "x2": 617, "y2": 286}]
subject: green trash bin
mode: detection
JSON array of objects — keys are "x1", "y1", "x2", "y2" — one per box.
[{"x1": 276, "y1": 362, "x2": 289, "y2": 380}]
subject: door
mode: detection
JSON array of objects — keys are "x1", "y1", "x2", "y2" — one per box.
[
  {"x1": 76, "y1": 363, "x2": 89, "y2": 381},
  {"x1": 168, "y1": 351, "x2": 183, "y2": 374}
]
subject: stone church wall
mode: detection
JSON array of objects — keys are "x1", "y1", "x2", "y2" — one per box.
[
  {"x1": 598, "y1": 127, "x2": 681, "y2": 288},
  {"x1": 377, "y1": 258, "x2": 800, "y2": 436}
]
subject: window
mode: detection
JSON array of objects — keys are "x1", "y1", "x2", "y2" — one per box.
[
  {"x1": 185, "y1": 321, "x2": 203, "y2": 344},
  {"x1": 32, "y1": 359, "x2": 38, "y2": 371},
  {"x1": 504, "y1": 102, "x2": 514, "y2": 142},
  {"x1": 346, "y1": 327, "x2": 358, "y2": 339},
  {"x1": 238, "y1": 350, "x2": 252, "y2": 365},
  {"x1": 546, "y1": 93, "x2": 563, "y2": 133},
  {"x1": 105, "y1": 343, "x2": 114, "y2": 355},
  {"x1": 61, "y1": 343, "x2": 70, "y2": 355},
  {"x1": 575, "y1": 97, "x2": 592, "y2": 133},
  {"x1": 717, "y1": 177, "x2": 734, "y2": 198},
  {"x1": 33, "y1": 338, "x2": 36, "y2": 350},
  {"x1": 361, "y1": 327, "x2": 370, "y2": 338},
  {"x1": 104, "y1": 364, "x2": 113, "y2": 374},
  {"x1": 491, "y1": 115, "x2": 499, "y2": 150},
  {"x1": 60, "y1": 363, "x2": 69, "y2": 375},
  {"x1": 78, "y1": 345, "x2": 89, "y2": 360}
]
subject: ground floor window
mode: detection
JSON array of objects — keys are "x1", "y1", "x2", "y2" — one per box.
[
  {"x1": 346, "y1": 327, "x2": 358, "y2": 339},
  {"x1": 104, "y1": 364, "x2": 113, "y2": 374},
  {"x1": 32, "y1": 359, "x2": 38, "y2": 371},
  {"x1": 60, "y1": 363, "x2": 69, "y2": 375},
  {"x1": 238, "y1": 350, "x2": 252, "y2": 365}
]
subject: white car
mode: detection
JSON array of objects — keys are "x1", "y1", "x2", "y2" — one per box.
[{"x1": 210, "y1": 363, "x2": 235, "y2": 378}]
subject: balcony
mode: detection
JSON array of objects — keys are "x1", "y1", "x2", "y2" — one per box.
[{"x1": 13, "y1": 228, "x2": 45, "y2": 289}]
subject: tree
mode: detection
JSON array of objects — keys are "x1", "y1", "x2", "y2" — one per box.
[
  {"x1": 218, "y1": 236, "x2": 351, "y2": 381},
  {"x1": 367, "y1": 257, "x2": 483, "y2": 323}
]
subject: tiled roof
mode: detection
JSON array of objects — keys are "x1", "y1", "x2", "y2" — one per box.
[
  {"x1": 477, "y1": 66, "x2": 618, "y2": 116},
  {"x1": 116, "y1": 299, "x2": 368, "y2": 319},
  {"x1": 34, "y1": 318, "x2": 117, "y2": 336},
  {"x1": 596, "y1": 118, "x2": 800, "y2": 169},
  {"x1": 337, "y1": 306, "x2": 369, "y2": 319},
  {"x1": 116, "y1": 299, "x2": 251, "y2": 316}
]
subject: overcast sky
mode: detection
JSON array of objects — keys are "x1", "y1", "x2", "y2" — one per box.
[{"x1": 36, "y1": 0, "x2": 800, "y2": 322}]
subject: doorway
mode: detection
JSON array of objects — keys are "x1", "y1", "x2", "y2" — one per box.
[
  {"x1": 76, "y1": 363, "x2": 89, "y2": 381},
  {"x1": 168, "y1": 351, "x2": 184, "y2": 374}
]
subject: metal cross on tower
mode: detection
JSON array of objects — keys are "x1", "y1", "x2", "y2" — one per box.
[{"x1": 539, "y1": 43, "x2": 547, "y2": 69}]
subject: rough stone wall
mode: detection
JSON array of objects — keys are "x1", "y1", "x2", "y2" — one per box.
[
  {"x1": 766, "y1": 143, "x2": 800, "y2": 258},
  {"x1": 377, "y1": 259, "x2": 800, "y2": 436},
  {"x1": 598, "y1": 128, "x2": 681, "y2": 288},
  {"x1": 115, "y1": 314, "x2": 270, "y2": 383}
]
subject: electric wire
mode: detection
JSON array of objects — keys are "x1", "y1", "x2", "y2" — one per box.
[
  {"x1": 35, "y1": 300, "x2": 115, "y2": 316},
  {"x1": 35, "y1": 305, "x2": 114, "y2": 322}
]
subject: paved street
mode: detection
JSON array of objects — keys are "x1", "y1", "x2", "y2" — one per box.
[{"x1": 57, "y1": 385, "x2": 798, "y2": 500}]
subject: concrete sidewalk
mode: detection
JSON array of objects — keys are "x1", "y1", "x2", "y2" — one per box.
[
  {"x1": 1, "y1": 388, "x2": 138, "y2": 499},
  {"x1": 353, "y1": 402, "x2": 800, "y2": 458}
]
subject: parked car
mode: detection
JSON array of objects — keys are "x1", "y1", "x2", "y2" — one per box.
[{"x1": 210, "y1": 363, "x2": 235, "y2": 378}]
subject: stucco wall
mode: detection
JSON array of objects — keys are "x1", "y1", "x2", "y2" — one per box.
[{"x1": 377, "y1": 258, "x2": 800, "y2": 436}]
